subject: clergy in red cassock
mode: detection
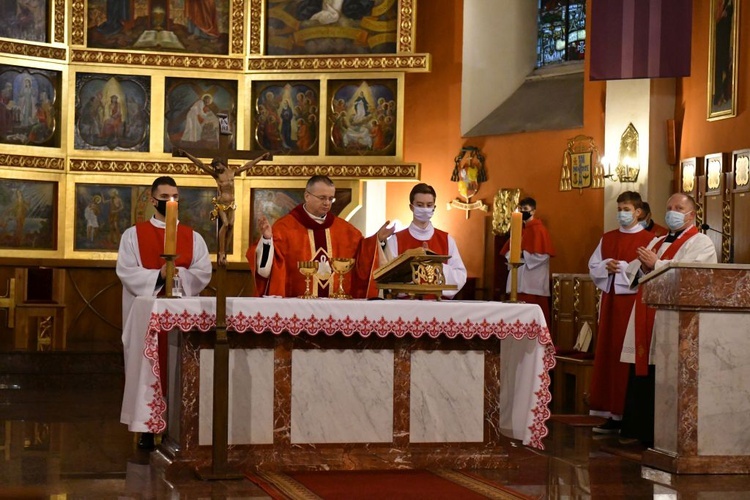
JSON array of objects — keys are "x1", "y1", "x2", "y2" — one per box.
[
  {"x1": 248, "y1": 175, "x2": 393, "y2": 298},
  {"x1": 500, "y1": 197, "x2": 555, "y2": 323},
  {"x1": 586, "y1": 191, "x2": 653, "y2": 434}
]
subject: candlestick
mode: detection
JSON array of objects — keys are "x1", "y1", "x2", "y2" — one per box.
[
  {"x1": 509, "y1": 211, "x2": 522, "y2": 264},
  {"x1": 164, "y1": 197, "x2": 178, "y2": 255}
]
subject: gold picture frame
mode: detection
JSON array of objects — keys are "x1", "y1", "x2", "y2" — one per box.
[
  {"x1": 64, "y1": 173, "x2": 235, "y2": 261},
  {"x1": 70, "y1": 0, "x2": 246, "y2": 70},
  {"x1": 707, "y1": 0, "x2": 740, "y2": 121},
  {"x1": 0, "y1": 169, "x2": 64, "y2": 259},
  {"x1": 247, "y1": 0, "x2": 430, "y2": 72}
]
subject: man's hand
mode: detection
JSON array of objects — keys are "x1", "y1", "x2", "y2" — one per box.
[
  {"x1": 377, "y1": 220, "x2": 395, "y2": 243},
  {"x1": 605, "y1": 259, "x2": 620, "y2": 274},
  {"x1": 258, "y1": 215, "x2": 272, "y2": 239},
  {"x1": 636, "y1": 246, "x2": 657, "y2": 271}
]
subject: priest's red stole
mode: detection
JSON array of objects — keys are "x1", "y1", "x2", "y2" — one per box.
[{"x1": 633, "y1": 226, "x2": 698, "y2": 375}]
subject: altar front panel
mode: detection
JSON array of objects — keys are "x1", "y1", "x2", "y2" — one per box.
[
  {"x1": 198, "y1": 348, "x2": 274, "y2": 446},
  {"x1": 410, "y1": 350, "x2": 484, "y2": 443},
  {"x1": 291, "y1": 349, "x2": 394, "y2": 444}
]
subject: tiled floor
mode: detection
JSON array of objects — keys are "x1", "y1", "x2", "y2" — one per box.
[{"x1": 3, "y1": 354, "x2": 750, "y2": 499}]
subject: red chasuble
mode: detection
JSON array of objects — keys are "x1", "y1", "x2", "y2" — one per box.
[
  {"x1": 633, "y1": 226, "x2": 698, "y2": 375},
  {"x1": 254, "y1": 205, "x2": 378, "y2": 298},
  {"x1": 588, "y1": 228, "x2": 654, "y2": 416},
  {"x1": 135, "y1": 221, "x2": 194, "y2": 270}
]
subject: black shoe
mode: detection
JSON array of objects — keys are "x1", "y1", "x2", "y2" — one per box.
[
  {"x1": 137, "y1": 432, "x2": 155, "y2": 450},
  {"x1": 592, "y1": 418, "x2": 621, "y2": 434}
]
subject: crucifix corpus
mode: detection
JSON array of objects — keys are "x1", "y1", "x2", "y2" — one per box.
[
  {"x1": 172, "y1": 115, "x2": 271, "y2": 479},
  {"x1": 173, "y1": 114, "x2": 272, "y2": 266}
]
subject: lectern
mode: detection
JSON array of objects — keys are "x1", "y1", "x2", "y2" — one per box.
[{"x1": 639, "y1": 263, "x2": 750, "y2": 474}]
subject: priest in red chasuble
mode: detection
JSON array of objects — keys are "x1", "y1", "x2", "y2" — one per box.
[
  {"x1": 249, "y1": 175, "x2": 393, "y2": 298},
  {"x1": 586, "y1": 191, "x2": 653, "y2": 435}
]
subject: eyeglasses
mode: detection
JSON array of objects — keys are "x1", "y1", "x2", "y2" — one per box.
[{"x1": 306, "y1": 191, "x2": 336, "y2": 203}]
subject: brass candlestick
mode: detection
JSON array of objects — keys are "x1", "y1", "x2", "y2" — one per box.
[
  {"x1": 507, "y1": 262, "x2": 523, "y2": 303},
  {"x1": 161, "y1": 254, "x2": 178, "y2": 298}
]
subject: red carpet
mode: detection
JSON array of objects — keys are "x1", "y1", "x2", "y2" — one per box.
[
  {"x1": 549, "y1": 414, "x2": 606, "y2": 427},
  {"x1": 247, "y1": 469, "x2": 534, "y2": 500}
]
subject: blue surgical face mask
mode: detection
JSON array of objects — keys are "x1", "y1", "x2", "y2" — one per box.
[
  {"x1": 412, "y1": 206, "x2": 435, "y2": 223},
  {"x1": 617, "y1": 211, "x2": 634, "y2": 227},
  {"x1": 665, "y1": 210, "x2": 686, "y2": 231}
]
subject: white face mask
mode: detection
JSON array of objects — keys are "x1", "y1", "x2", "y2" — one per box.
[
  {"x1": 412, "y1": 206, "x2": 435, "y2": 223},
  {"x1": 665, "y1": 210, "x2": 687, "y2": 231},
  {"x1": 617, "y1": 211, "x2": 634, "y2": 227}
]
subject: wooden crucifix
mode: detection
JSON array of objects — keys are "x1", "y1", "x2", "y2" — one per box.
[
  {"x1": 173, "y1": 114, "x2": 272, "y2": 267},
  {"x1": 172, "y1": 114, "x2": 270, "y2": 480}
]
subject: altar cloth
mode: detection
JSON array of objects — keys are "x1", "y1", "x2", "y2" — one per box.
[{"x1": 120, "y1": 297, "x2": 555, "y2": 449}]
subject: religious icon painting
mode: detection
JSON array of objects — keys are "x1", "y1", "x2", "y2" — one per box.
[
  {"x1": 163, "y1": 77, "x2": 237, "y2": 154},
  {"x1": 74, "y1": 73, "x2": 151, "y2": 152},
  {"x1": 251, "y1": 80, "x2": 320, "y2": 155},
  {"x1": 85, "y1": 0, "x2": 230, "y2": 55},
  {"x1": 74, "y1": 184, "x2": 133, "y2": 252},
  {"x1": 327, "y1": 79, "x2": 397, "y2": 156},
  {"x1": 263, "y1": 0, "x2": 399, "y2": 56},
  {"x1": 0, "y1": 0, "x2": 48, "y2": 43},
  {"x1": 0, "y1": 65, "x2": 61, "y2": 147},
  {"x1": 0, "y1": 179, "x2": 57, "y2": 250}
]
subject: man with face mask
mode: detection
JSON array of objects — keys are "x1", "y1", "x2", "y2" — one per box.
[
  {"x1": 380, "y1": 183, "x2": 466, "y2": 298},
  {"x1": 500, "y1": 197, "x2": 556, "y2": 322},
  {"x1": 116, "y1": 176, "x2": 212, "y2": 449},
  {"x1": 586, "y1": 191, "x2": 654, "y2": 434},
  {"x1": 618, "y1": 192, "x2": 717, "y2": 446}
]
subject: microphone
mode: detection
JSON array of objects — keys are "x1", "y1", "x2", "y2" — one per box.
[{"x1": 700, "y1": 223, "x2": 730, "y2": 237}]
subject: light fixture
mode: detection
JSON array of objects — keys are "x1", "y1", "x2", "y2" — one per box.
[{"x1": 615, "y1": 123, "x2": 640, "y2": 182}]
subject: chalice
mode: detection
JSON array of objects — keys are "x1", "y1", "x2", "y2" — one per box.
[
  {"x1": 331, "y1": 257, "x2": 355, "y2": 299},
  {"x1": 297, "y1": 261, "x2": 319, "y2": 299}
]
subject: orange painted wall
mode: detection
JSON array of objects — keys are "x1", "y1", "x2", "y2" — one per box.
[
  {"x1": 392, "y1": 0, "x2": 606, "y2": 291},
  {"x1": 679, "y1": 0, "x2": 750, "y2": 160}
]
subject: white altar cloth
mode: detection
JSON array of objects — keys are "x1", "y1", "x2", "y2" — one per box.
[{"x1": 120, "y1": 297, "x2": 555, "y2": 449}]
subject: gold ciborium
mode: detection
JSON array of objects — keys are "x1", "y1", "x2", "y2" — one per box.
[
  {"x1": 297, "y1": 261, "x2": 319, "y2": 299},
  {"x1": 330, "y1": 257, "x2": 355, "y2": 299}
]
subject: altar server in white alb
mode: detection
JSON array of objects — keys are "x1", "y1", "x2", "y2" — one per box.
[
  {"x1": 380, "y1": 183, "x2": 467, "y2": 298},
  {"x1": 619, "y1": 192, "x2": 717, "y2": 446},
  {"x1": 116, "y1": 176, "x2": 212, "y2": 321},
  {"x1": 116, "y1": 176, "x2": 212, "y2": 449}
]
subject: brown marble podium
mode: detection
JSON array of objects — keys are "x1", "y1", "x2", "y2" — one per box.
[{"x1": 639, "y1": 263, "x2": 750, "y2": 474}]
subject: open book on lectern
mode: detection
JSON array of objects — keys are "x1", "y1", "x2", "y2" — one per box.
[{"x1": 373, "y1": 247, "x2": 451, "y2": 284}]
